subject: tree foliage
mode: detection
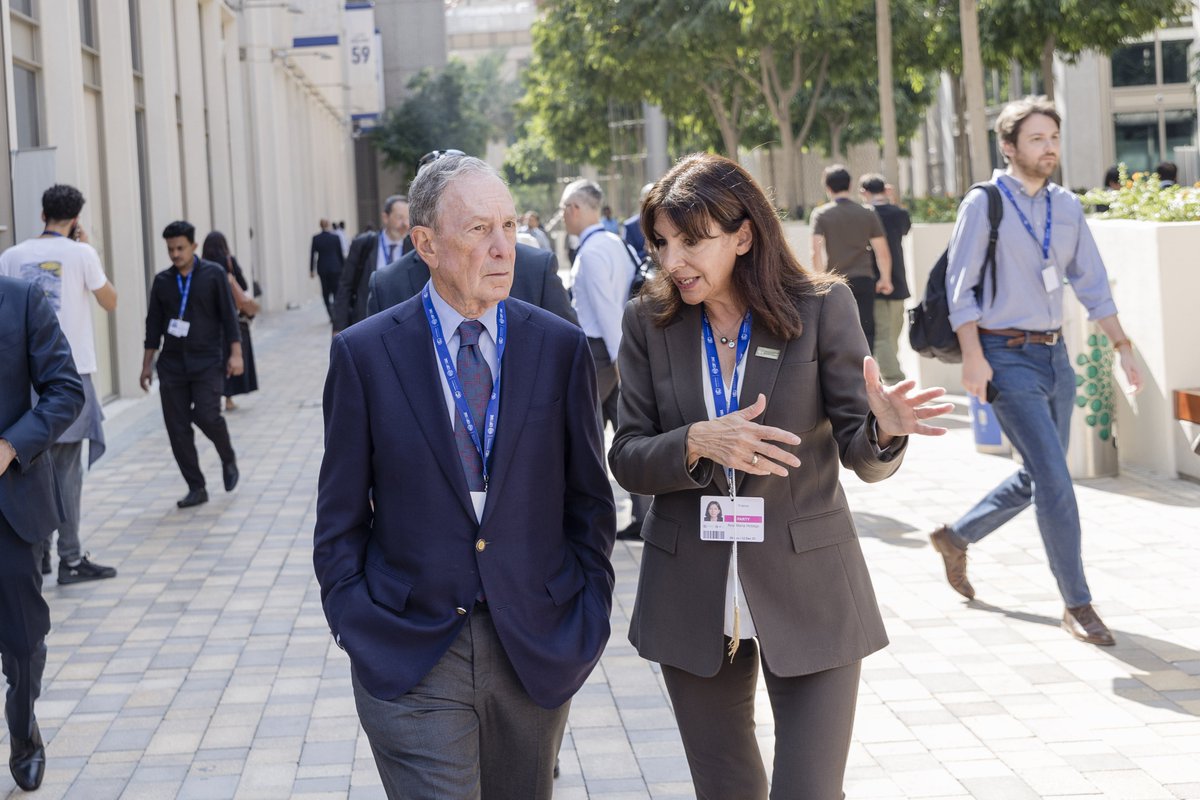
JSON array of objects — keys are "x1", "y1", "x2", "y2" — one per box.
[{"x1": 372, "y1": 55, "x2": 520, "y2": 181}]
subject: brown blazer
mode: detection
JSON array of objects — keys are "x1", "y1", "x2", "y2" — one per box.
[{"x1": 609, "y1": 281, "x2": 903, "y2": 679}]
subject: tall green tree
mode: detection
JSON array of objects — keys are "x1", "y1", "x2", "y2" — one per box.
[
  {"x1": 981, "y1": 0, "x2": 1188, "y2": 101},
  {"x1": 372, "y1": 60, "x2": 492, "y2": 181}
]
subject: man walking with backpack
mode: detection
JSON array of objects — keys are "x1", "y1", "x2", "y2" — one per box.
[{"x1": 929, "y1": 96, "x2": 1142, "y2": 646}]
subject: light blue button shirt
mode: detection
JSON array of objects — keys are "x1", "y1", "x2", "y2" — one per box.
[{"x1": 947, "y1": 171, "x2": 1118, "y2": 332}]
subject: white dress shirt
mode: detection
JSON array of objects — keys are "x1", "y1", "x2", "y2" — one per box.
[
  {"x1": 426, "y1": 281, "x2": 500, "y2": 522},
  {"x1": 571, "y1": 222, "x2": 635, "y2": 361},
  {"x1": 377, "y1": 233, "x2": 406, "y2": 271},
  {"x1": 699, "y1": 339, "x2": 758, "y2": 639}
]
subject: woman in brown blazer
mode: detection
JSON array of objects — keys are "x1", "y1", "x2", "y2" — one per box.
[{"x1": 610, "y1": 154, "x2": 951, "y2": 799}]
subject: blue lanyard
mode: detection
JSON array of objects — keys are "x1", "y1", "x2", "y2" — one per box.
[
  {"x1": 379, "y1": 235, "x2": 398, "y2": 264},
  {"x1": 176, "y1": 265, "x2": 194, "y2": 319},
  {"x1": 701, "y1": 309, "x2": 752, "y2": 486},
  {"x1": 422, "y1": 286, "x2": 506, "y2": 490},
  {"x1": 40, "y1": 230, "x2": 65, "y2": 237},
  {"x1": 996, "y1": 180, "x2": 1052, "y2": 262}
]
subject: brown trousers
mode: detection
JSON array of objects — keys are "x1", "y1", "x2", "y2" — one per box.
[{"x1": 661, "y1": 639, "x2": 861, "y2": 800}]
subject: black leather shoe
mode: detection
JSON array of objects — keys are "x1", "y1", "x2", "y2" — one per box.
[
  {"x1": 58, "y1": 554, "x2": 117, "y2": 585},
  {"x1": 1063, "y1": 604, "x2": 1115, "y2": 646},
  {"x1": 9, "y1": 722, "x2": 45, "y2": 791},
  {"x1": 222, "y1": 461, "x2": 239, "y2": 492},
  {"x1": 177, "y1": 488, "x2": 209, "y2": 508}
]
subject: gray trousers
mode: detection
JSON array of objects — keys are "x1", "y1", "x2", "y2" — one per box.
[
  {"x1": 352, "y1": 606, "x2": 570, "y2": 800},
  {"x1": 42, "y1": 440, "x2": 85, "y2": 563},
  {"x1": 662, "y1": 638, "x2": 861, "y2": 800}
]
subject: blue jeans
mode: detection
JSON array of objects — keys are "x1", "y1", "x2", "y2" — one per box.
[{"x1": 950, "y1": 335, "x2": 1091, "y2": 607}]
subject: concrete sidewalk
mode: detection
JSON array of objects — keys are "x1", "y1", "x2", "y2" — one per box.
[{"x1": 7, "y1": 300, "x2": 1199, "y2": 799}]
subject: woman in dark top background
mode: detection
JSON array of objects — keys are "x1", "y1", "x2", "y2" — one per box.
[{"x1": 202, "y1": 232, "x2": 258, "y2": 409}]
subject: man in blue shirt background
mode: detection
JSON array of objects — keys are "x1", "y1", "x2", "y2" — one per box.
[{"x1": 930, "y1": 97, "x2": 1142, "y2": 647}]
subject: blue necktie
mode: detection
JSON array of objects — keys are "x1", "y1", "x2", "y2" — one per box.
[
  {"x1": 385, "y1": 243, "x2": 395, "y2": 262},
  {"x1": 455, "y1": 320, "x2": 492, "y2": 492}
]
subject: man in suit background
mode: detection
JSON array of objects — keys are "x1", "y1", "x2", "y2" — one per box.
[
  {"x1": 314, "y1": 154, "x2": 615, "y2": 798},
  {"x1": 367, "y1": 240, "x2": 576, "y2": 326},
  {"x1": 310, "y1": 219, "x2": 345, "y2": 321},
  {"x1": 0, "y1": 276, "x2": 85, "y2": 791},
  {"x1": 331, "y1": 195, "x2": 409, "y2": 332}
]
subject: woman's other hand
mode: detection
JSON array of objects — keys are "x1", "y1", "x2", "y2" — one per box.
[
  {"x1": 685, "y1": 393, "x2": 802, "y2": 476},
  {"x1": 863, "y1": 357, "x2": 955, "y2": 444}
]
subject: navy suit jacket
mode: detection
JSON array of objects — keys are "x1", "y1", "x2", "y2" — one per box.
[
  {"x1": 366, "y1": 242, "x2": 577, "y2": 326},
  {"x1": 0, "y1": 277, "x2": 84, "y2": 543},
  {"x1": 313, "y1": 294, "x2": 615, "y2": 708},
  {"x1": 310, "y1": 230, "x2": 345, "y2": 276}
]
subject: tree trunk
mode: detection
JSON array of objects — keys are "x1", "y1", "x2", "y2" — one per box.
[
  {"x1": 875, "y1": 0, "x2": 899, "y2": 184},
  {"x1": 701, "y1": 83, "x2": 742, "y2": 161},
  {"x1": 831, "y1": 123, "x2": 845, "y2": 163},
  {"x1": 959, "y1": 0, "x2": 992, "y2": 183},
  {"x1": 1040, "y1": 35, "x2": 1056, "y2": 102},
  {"x1": 948, "y1": 73, "x2": 970, "y2": 192}
]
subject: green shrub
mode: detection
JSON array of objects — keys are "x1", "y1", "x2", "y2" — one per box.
[
  {"x1": 904, "y1": 195, "x2": 962, "y2": 223},
  {"x1": 1081, "y1": 165, "x2": 1200, "y2": 222}
]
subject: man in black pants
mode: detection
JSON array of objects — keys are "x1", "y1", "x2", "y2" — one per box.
[
  {"x1": 140, "y1": 220, "x2": 243, "y2": 508},
  {"x1": 809, "y1": 164, "x2": 893, "y2": 349},
  {"x1": 310, "y1": 219, "x2": 344, "y2": 320},
  {"x1": 0, "y1": 275, "x2": 85, "y2": 791}
]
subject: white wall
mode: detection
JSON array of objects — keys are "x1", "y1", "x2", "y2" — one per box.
[{"x1": 3, "y1": 0, "x2": 358, "y2": 398}]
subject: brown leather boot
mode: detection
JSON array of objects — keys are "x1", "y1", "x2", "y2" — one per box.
[
  {"x1": 930, "y1": 525, "x2": 975, "y2": 600},
  {"x1": 1063, "y1": 604, "x2": 1115, "y2": 646}
]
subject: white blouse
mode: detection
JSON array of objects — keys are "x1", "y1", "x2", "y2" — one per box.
[{"x1": 699, "y1": 338, "x2": 758, "y2": 640}]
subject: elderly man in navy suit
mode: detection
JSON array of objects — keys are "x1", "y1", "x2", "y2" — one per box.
[
  {"x1": 0, "y1": 276, "x2": 85, "y2": 792},
  {"x1": 314, "y1": 154, "x2": 615, "y2": 799}
]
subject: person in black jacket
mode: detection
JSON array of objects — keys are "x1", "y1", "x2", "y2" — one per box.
[
  {"x1": 0, "y1": 275, "x2": 85, "y2": 791},
  {"x1": 367, "y1": 242, "x2": 576, "y2": 326},
  {"x1": 859, "y1": 174, "x2": 912, "y2": 384},
  {"x1": 140, "y1": 221, "x2": 243, "y2": 509},
  {"x1": 331, "y1": 195, "x2": 410, "y2": 332},
  {"x1": 310, "y1": 219, "x2": 345, "y2": 320}
]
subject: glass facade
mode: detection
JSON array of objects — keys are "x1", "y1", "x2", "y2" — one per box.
[
  {"x1": 13, "y1": 65, "x2": 41, "y2": 148},
  {"x1": 1111, "y1": 43, "x2": 1156, "y2": 87},
  {"x1": 1114, "y1": 112, "x2": 1159, "y2": 172}
]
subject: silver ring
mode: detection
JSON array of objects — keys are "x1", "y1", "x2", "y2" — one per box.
[{"x1": 751, "y1": 454, "x2": 759, "y2": 466}]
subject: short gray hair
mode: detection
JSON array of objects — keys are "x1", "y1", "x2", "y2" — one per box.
[
  {"x1": 382, "y1": 194, "x2": 408, "y2": 215},
  {"x1": 562, "y1": 179, "x2": 602, "y2": 212},
  {"x1": 409, "y1": 155, "x2": 502, "y2": 230}
]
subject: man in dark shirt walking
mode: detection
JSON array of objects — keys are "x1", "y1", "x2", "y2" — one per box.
[
  {"x1": 860, "y1": 174, "x2": 912, "y2": 384},
  {"x1": 311, "y1": 219, "x2": 344, "y2": 321},
  {"x1": 140, "y1": 220, "x2": 243, "y2": 508},
  {"x1": 810, "y1": 165, "x2": 893, "y2": 350}
]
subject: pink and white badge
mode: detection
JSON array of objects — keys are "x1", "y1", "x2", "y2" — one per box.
[{"x1": 699, "y1": 495, "x2": 765, "y2": 543}]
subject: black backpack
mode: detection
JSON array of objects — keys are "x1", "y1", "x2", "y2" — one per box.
[
  {"x1": 908, "y1": 182, "x2": 1002, "y2": 363},
  {"x1": 622, "y1": 242, "x2": 654, "y2": 300}
]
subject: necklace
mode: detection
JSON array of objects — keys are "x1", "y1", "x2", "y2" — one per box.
[{"x1": 711, "y1": 320, "x2": 740, "y2": 349}]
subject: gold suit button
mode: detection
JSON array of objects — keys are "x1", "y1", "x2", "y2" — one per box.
[
  {"x1": 455, "y1": 607, "x2": 468, "y2": 616},
  {"x1": 476, "y1": 539, "x2": 486, "y2": 552}
]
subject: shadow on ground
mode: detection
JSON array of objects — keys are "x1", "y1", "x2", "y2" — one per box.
[
  {"x1": 853, "y1": 512, "x2": 923, "y2": 548},
  {"x1": 968, "y1": 599, "x2": 1200, "y2": 716}
]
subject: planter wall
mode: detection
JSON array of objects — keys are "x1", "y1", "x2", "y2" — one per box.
[{"x1": 1089, "y1": 220, "x2": 1200, "y2": 480}]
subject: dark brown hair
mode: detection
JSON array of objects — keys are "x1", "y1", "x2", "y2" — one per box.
[
  {"x1": 640, "y1": 153, "x2": 837, "y2": 338},
  {"x1": 994, "y1": 96, "x2": 1060, "y2": 150}
]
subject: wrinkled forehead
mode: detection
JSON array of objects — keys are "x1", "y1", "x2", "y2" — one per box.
[{"x1": 437, "y1": 173, "x2": 516, "y2": 227}]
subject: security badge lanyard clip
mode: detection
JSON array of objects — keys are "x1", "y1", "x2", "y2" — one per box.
[
  {"x1": 701, "y1": 309, "x2": 759, "y2": 660},
  {"x1": 422, "y1": 285, "x2": 506, "y2": 492},
  {"x1": 995, "y1": 180, "x2": 1059, "y2": 294},
  {"x1": 167, "y1": 263, "x2": 194, "y2": 338}
]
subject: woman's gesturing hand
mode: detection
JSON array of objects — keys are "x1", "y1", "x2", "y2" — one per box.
[
  {"x1": 863, "y1": 357, "x2": 955, "y2": 443},
  {"x1": 685, "y1": 393, "x2": 802, "y2": 477}
]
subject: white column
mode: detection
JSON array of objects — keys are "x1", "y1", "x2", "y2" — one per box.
[
  {"x1": 200, "y1": 0, "x2": 234, "y2": 238},
  {"x1": 222, "y1": 9, "x2": 254, "y2": 269},
  {"x1": 139, "y1": 0, "x2": 185, "y2": 240},
  {"x1": 173, "y1": 0, "x2": 211, "y2": 231},
  {"x1": 39, "y1": 0, "x2": 87, "y2": 183},
  {"x1": 95, "y1": 0, "x2": 148, "y2": 397}
]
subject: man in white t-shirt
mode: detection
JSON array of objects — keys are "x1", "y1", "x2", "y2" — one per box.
[{"x1": 0, "y1": 184, "x2": 118, "y2": 585}]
